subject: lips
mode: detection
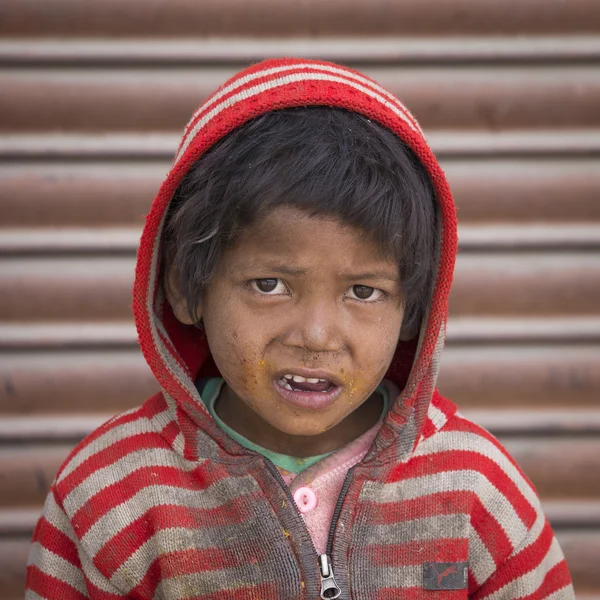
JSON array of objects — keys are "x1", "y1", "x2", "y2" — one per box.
[
  {"x1": 273, "y1": 369, "x2": 344, "y2": 411},
  {"x1": 277, "y1": 373, "x2": 333, "y2": 393}
]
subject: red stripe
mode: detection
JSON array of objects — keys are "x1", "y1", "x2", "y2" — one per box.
[
  {"x1": 387, "y1": 449, "x2": 538, "y2": 529},
  {"x1": 469, "y1": 492, "x2": 513, "y2": 563},
  {"x1": 363, "y1": 490, "x2": 511, "y2": 563},
  {"x1": 446, "y1": 414, "x2": 537, "y2": 493},
  {"x1": 518, "y1": 561, "x2": 573, "y2": 600},
  {"x1": 57, "y1": 430, "x2": 171, "y2": 499},
  {"x1": 55, "y1": 405, "x2": 147, "y2": 481},
  {"x1": 94, "y1": 495, "x2": 259, "y2": 576},
  {"x1": 181, "y1": 62, "x2": 417, "y2": 148},
  {"x1": 376, "y1": 587, "x2": 466, "y2": 600},
  {"x1": 26, "y1": 566, "x2": 89, "y2": 600},
  {"x1": 472, "y1": 520, "x2": 556, "y2": 598},
  {"x1": 356, "y1": 538, "x2": 467, "y2": 567},
  {"x1": 56, "y1": 394, "x2": 170, "y2": 484},
  {"x1": 129, "y1": 547, "x2": 267, "y2": 599},
  {"x1": 71, "y1": 462, "x2": 225, "y2": 535},
  {"x1": 183, "y1": 584, "x2": 280, "y2": 600},
  {"x1": 32, "y1": 516, "x2": 81, "y2": 568},
  {"x1": 365, "y1": 490, "x2": 469, "y2": 525}
]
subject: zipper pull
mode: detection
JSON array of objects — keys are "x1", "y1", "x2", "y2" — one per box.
[{"x1": 319, "y1": 554, "x2": 341, "y2": 599}]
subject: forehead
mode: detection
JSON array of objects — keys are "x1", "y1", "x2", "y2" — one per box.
[{"x1": 223, "y1": 206, "x2": 396, "y2": 273}]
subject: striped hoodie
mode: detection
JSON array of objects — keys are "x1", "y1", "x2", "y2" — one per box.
[{"x1": 26, "y1": 58, "x2": 574, "y2": 599}]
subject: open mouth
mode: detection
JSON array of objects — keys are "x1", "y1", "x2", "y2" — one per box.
[{"x1": 276, "y1": 373, "x2": 337, "y2": 394}]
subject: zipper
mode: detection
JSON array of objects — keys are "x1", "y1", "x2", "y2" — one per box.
[{"x1": 264, "y1": 459, "x2": 355, "y2": 599}]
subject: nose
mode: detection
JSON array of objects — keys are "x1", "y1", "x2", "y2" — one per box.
[{"x1": 284, "y1": 297, "x2": 345, "y2": 353}]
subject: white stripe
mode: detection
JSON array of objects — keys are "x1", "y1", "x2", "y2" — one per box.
[
  {"x1": 362, "y1": 470, "x2": 528, "y2": 548},
  {"x1": 542, "y1": 585, "x2": 576, "y2": 600},
  {"x1": 368, "y1": 565, "x2": 422, "y2": 589},
  {"x1": 24, "y1": 591, "x2": 45, "y2": 600},
  {"x1": 63, "y1": 447, "x2": 198, "y2": 515},
  {"x1": 27, "y1": 542, "x2": 89, "y2": 597},
  {"x1": 367, "y1": 513, "x2": 468, "y2": 543},
  {"x1": 468, "y1": 523, "x2": 497, "y2": 586},
  {"x1": 178, "y1": 62, "x2": 419, "y2": 160},
  {"x1": 152, "y1": 566, "x2": 275, "y2": 600},
  {"x1": 414, "y1": 429, "x2": 540, "y2": 509},
  {"x1": 427, "y1": 402, "x2": 448, "y2": 431},
  {"x1": 78, "y1": 550, "x2": 124, "y2": 595},
  {"x1": 57, "y1": 407, "x2": 174, "y2": 482},
  {"x1": 81, "y1": 475, "x2": 259, "y2": 553},
  {"x1": 481, "y1": 538, "x2": 566, "y2": 600},
  {"x1": 110, "y1": 523, "x2": 267, "y2": 593},
  {"x1": 40, "y1": 492, "x2": 78, "y2": 544},
  {"x1": 175, "y1": 71, "x2": 418, "y2": 164},
  {"x1": 510, "y1": 508, "x2": 546, "y2": 559}
]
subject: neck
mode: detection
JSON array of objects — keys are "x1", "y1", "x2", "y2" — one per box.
[{"x1": 215, "y1": 384, "x2": 383, "y2": 457}]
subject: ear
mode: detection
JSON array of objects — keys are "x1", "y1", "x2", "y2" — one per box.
[{"x1": 164, "y1": 266, "x2": 198, "y2": 325}]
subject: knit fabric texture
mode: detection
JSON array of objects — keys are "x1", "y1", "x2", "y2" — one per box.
[{"x1": 26, "y1": 58, "x2": 574, "y2": 599}]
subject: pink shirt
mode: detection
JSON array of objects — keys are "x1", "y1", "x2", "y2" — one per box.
[{"x1": 278, "y1": 418, "x2": 384, "y2": 554}]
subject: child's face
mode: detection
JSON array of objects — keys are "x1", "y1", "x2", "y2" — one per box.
[{"x1": 170, "y1": 206, "x2": 405, "y2": 450}]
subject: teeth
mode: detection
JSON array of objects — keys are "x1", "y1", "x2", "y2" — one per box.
[
  {"x1": 278, "y1": 378, "x2": 293, "y2": 391},
  {"x1": 281, "y1": 374, "x2": 333, "y2": 386}
]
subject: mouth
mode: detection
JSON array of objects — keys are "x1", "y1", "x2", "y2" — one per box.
[
  {"x1": 273, "y1": 369, "x2": 343, "y2": 410},
  {"x1": 277, "y1": 373, "x2": 336, "y2": 393}
]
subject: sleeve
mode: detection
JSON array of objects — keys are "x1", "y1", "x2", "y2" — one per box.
[
  {"x1": 26, "y1": 487, "x2": 125, "y2": 600},
  {"x1": 471, "y1": 515, "x2": 575, "y2": 600}
]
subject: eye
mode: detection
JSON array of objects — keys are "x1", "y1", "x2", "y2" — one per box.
[
  {"x1": 347, "y1": 285, "x2": 384, "y2": 302},
  {"x1": 251, "y1": 278, "x2": 287, "y2": 295}
]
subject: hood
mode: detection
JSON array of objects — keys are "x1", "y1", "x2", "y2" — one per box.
[{"x1": 133, "y1": 58, "x2": 458, "y2": 463}]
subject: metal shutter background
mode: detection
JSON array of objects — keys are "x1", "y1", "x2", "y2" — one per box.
[{"x1": 0, "y1": 1, "x2": 599, "y2": 597}]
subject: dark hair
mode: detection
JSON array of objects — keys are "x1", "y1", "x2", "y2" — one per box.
[{"x1": 164, "y1": 107, "x2": 438, "y2": 337}]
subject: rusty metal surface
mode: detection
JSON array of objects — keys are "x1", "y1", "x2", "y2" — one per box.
[
  {"x1": 2, "y1": 66, "x2": 600, "y2": 132},
  {"x1": 438, "y1": 345, "x2": 600, "y2": 408},
  {"x1": 0, "y1": 3, "x2": 599, "y2": 599},
  {"x1": 2, "y1": 159, "x2": 599, "y2": 227},
  {"x1": 0, "y1": 350, "x2": 157, "y2": 415},
  {"x1": 1, "y1": 0, "x2": 600, "y2": 36},
  {"x1": 1, "y1": 252, "x2": 599, "y2": 321},
  {"x1": 3, "y1": 37, "x2": 600, "y2": 66}
]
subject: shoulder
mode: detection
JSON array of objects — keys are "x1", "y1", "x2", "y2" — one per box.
[
  {"x1": 418, "y1": 391, "x2": 537, "y2": 494},
  {"x1": 414, "y1": 391, "x2": 547, "y2": 583},
  {"x1": 52, "y1": 393, "x2": 185, "y2": 517}
]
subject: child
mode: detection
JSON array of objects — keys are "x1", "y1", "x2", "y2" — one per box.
[{"x1": 26, "y1": 58, "x2": 574, "y2": 599}]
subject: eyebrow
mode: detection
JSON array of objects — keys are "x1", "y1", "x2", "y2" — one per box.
[
  {"x1": 341, "y1": 271, "x2": 400, "y2": 283},
  {"x1": 237, "y1": 263, "x2": 398, "y2": 282}
]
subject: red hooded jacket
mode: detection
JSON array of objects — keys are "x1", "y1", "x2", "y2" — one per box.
[{"x1": 26, "y1": 58, "x2": 574, "y2": 600}]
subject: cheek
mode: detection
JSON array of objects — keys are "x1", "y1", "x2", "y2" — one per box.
[{"x1": 203, "y1": 306, "x2": 272, "y2": 396}]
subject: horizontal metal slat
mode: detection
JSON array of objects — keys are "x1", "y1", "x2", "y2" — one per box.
[
  {"x1": 438, "y1": 345, "x2": 600, "y2": 408},
  {"x1": 1, "y1": 0, "x2": 599, "y2": 36},
  {"x1": 0, "y1": 350, "x2": 158, "y2": 416},
  {"x1": 2, "y1": 253, "x2": 598, "y2": 320},
  {"x1": 2, "y1": 37, "x2": 600, "y2": 66},
  {"x1": 1, "y1": 345, "x2": 598, "y2": 416},
  {"x1": 2, "y1": 224, "x2": 600, "y2": 254},
  {"x1": 3, "y1": 131, "x2": 600, "y2": 161},
  {"x1": 2, "y1": 159, "x2": 599, "y2": 227},
  {"x1": 2, "y1": 66, "x2": 600, "y2": 132}
]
